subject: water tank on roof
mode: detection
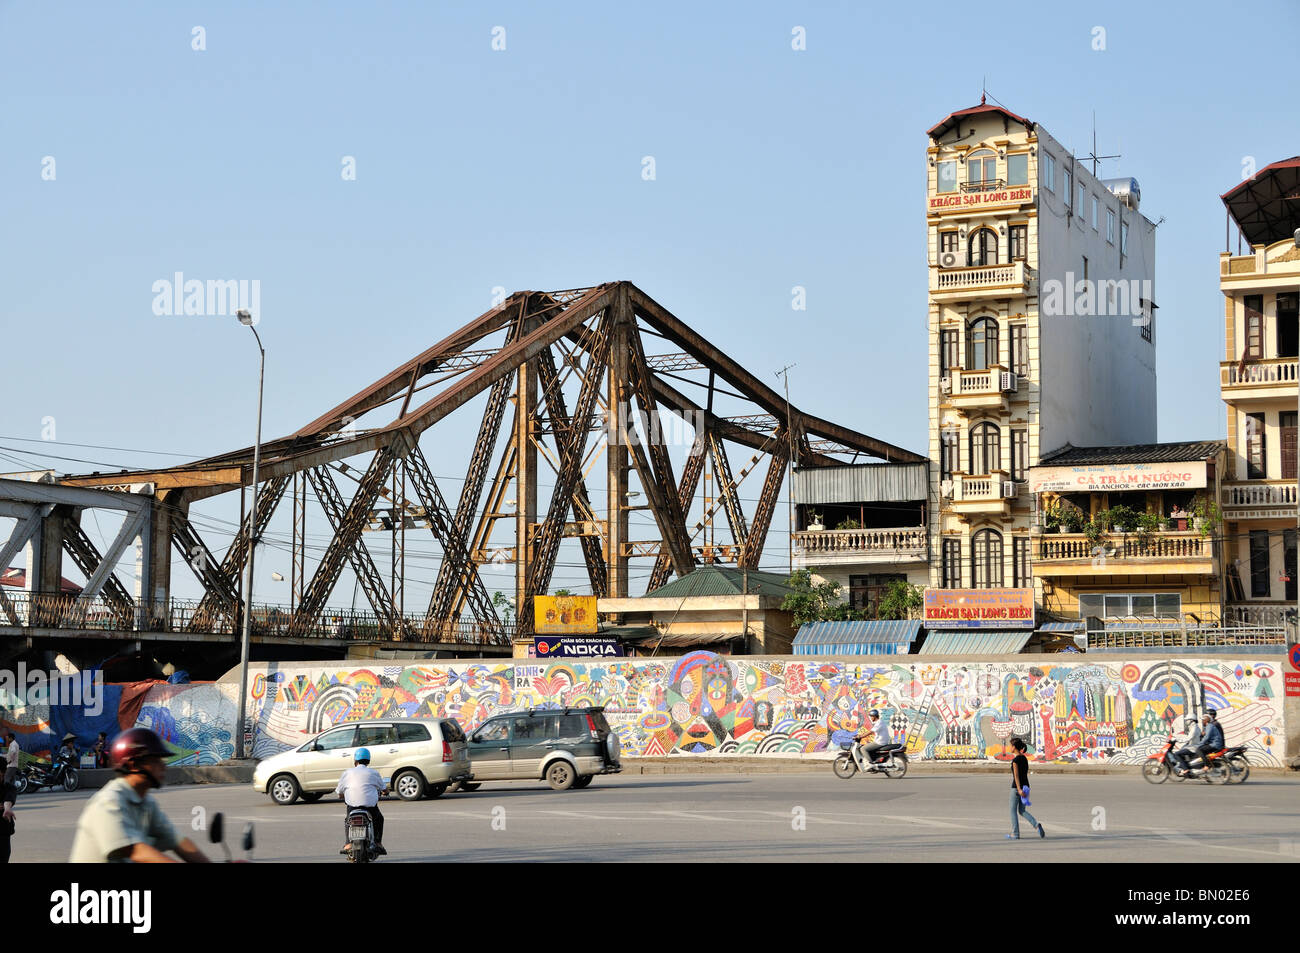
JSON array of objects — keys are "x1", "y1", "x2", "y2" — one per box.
[{"x1": 1103, "y1": 177, "x2": 1140, "y2": 211}]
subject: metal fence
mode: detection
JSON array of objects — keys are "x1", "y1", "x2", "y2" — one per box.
[
  {"x1": 0, "y1": 590, "x2": 514, "y2": 647},
  {"x1": 1086, "y1": 625, "x2": 1286, "y2": 651}
]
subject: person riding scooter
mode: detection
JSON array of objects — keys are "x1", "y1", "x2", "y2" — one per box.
[
  {"x1": 336, "y1": 748, "x2": 388, "y2": 856},
  {"x1": 855, "y1": 710, "x2": 891, "y2": 765}
]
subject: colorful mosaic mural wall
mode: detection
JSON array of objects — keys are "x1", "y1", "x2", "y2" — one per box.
[
  {"x1": 1, "y1": 654, "x2": 1285, "y2": 767},
  {"x1": 236, "y1": 653, "x2": 1286, "y2": 767}
]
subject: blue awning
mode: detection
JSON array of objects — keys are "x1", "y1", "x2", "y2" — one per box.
[
  {"x1": 1037, "y1": 621, "x2": 1084, "y2": 633},
  {"x1": 918, "y1": 630, "x2": 1034, "y2": 655},
  {"x1": 792, "y1": 620, "x2": 921, "y2": 656}
]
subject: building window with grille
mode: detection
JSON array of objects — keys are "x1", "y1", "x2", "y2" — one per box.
[
  {"x1": 1282, "y1": 411, "x2": 1297, "y2": 481},
  {"x1": 1244, "y1": 295, "x2": 1263, "y2": 359},
  {"x1": 972, "y1": 529, "x2": 1004, "y2": 588},
  {"x1": 970, "y1": 421, "x2": 1001, "y2": 475},
  {"x1": 1009, "y1": 324, "x2": 1028, "y2": 377},
  {"x1": 940, "y1": 329, "x2": 960, "y2": 377},
  {"x1": 1246, "y1": 412, "x2": 1266, "y2": 479},
  {"x1": 967, "y1": 317, "x2": 999, "y2": 370},
  {"x1": 1011, "y1": 429, "x2": 1028, "y2": 482},
  {"x1": 942, "y1": 538, "x2": 962, "y2": 588},
  {"x1": 1008, "y1": 224, "x2": 1027, "y2": 260},
  {"x1": 1250, "y1": 530, "x2": 1270, "y2": 597},
  {"x1": 849, "y1": 574, "x2": 906, "y2": 618},
  {"x1": 968, "y1": 228, "x2": 998, "y2": 266},
  {"x1": 1013, "y1": 536, "x2": 1031, "y2": 588}
]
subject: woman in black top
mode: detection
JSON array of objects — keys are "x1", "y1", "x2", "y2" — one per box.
[{"x1": 1008, "y1": 737, "x2": 1044, "y2": 839}]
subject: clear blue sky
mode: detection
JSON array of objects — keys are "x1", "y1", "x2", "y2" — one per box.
[{"x1": 2, "y1": 1, "x2": 1298, "y2": 603}]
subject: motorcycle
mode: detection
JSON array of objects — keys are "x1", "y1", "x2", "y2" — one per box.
[
  {"x1": 343, "y1": 807, "x2": 380, "y2": 863},
  {"x1": 16, "y1": 756, "x2": 78, "y2": 794},
  {"x1": 833, "y1": 742, "x2": 908, "y2": 779},
  {"x1": 207, "y1": 812, "x2": 255, "y2": 862},
  {"x1": 1142, "y1": 732, "x2": 1229, "y2": 784},
  {"x1": 1221, "y1": 746, "x2": 1250, "y2": 784}
]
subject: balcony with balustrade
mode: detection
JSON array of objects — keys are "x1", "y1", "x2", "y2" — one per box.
[
  {"x1": 1221, "y1": 480, "x2": 1298, "y2": 521},
  {"x1": 929, "y1": 260, "x2": 1032, "y2": 302},
  {"x1": 1219, "y1": 358, "x2": 1298, "y2": 403},
  {"x1": 1033, "y1": 530, "x2": 1215, "y2": 577},
  {"x1": 791, "y1": 526, "x2": 928, "y2": 570},
  {"x1": 948, "y1": 472, "x2": 1011, "y2": 517},
  {"x1": 943, "y1": 363, "x2": 1017, "y2": 411}
]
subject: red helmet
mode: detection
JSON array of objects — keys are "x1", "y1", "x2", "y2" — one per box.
[{"x1": 108, "y1": 728, "x2": 170, "y2": 774}]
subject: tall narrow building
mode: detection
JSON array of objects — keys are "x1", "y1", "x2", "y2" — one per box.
[
  {"x1": 1217, "y1": 158, "x2": 1299, "y2": 628},
  {"x1": 925, "y1": 99, "x2": 1159, "y2": 595}
]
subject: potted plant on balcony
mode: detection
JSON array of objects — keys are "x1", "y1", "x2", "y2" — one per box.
[
  {"x1": 1105, "y1": 504, "x2": 1136, "y2": 534},
  {"x1": 1043, "y1": 508, "x2": 1061, "y2": 533},
  {"x1": 1063, "y1": 507, "x2": 1085, "y2": 534},
  {"x1": 1084, "y1": 518, "x2": 1106, "y2": 547},
  {"x1": 1192, "y1": 497, "x2": 1221, "y2": 538},
  {"x1": 835, "y1": 517, "x2": 862, "y2": 530},
  {"x1": 1134, "y1": 510, "x2": 1163, "y2": 550}
]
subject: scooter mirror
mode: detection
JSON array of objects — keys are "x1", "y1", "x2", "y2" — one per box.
[{"x1": 209, "y1": 812, "x2": 225, "y2": 844}]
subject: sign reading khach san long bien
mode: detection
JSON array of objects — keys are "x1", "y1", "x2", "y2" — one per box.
[{"x1": 923, "y1": 588, "x2": 1035, "y2": 629}]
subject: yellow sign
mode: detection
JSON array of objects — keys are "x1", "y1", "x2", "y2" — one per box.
[{"x1": 533, "y1": 595, "x2": 598, "y2": 634}]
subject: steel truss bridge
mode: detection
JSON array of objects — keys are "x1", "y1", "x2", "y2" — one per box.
[{"x1": 2, "y1": 282, "x2": 921, "y2": 658}]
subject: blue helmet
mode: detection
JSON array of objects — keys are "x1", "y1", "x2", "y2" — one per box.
[{"x1": 354, "y1": 748, "x2": 371, "y2": 764}]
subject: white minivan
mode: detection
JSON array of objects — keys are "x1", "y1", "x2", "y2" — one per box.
[{"x1": 253, "y1": 718, "x2": 472, "y2": 805}]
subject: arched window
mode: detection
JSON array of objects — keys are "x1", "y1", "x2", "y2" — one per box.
[
  {"x1": 967, "y1": 149, "x2": 997, "y2": 191},
  {"x1": 972, "y1": 529, "x2": 1004, "y2": 588},
  {"x1": 968, "y1": 228, "x2": 998, "y2": 266},
  {"x1": 969, "y1": 421, "x2": 1001, "y2": 475},
  {"x1": 967, "y1": 317, "x2": 999, "y2": 371}
]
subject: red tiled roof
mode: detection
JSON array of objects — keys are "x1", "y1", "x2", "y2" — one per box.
[
  {"x1": 1, "y1": 568, "x2": 82, "y2": 593},
  {"x1": 928, "y1": 98, "x2": 1033, "y2": 140}
]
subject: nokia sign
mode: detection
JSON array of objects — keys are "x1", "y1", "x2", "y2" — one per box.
[{"x1": 533, "y1": 637, "x2": 625, "y2": 658}]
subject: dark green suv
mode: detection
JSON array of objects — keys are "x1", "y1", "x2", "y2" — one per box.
[{"x1": 459, "y1": 707, "x2": 622, "y2": 791}]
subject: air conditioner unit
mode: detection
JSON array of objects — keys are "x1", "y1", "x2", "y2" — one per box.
[
  {"x1": 1000, "y1": 371, "x2": 1018, "y2": 393},
  {"x1": 1001, "y1": 481, "x2": 1019, "y2": 499},
  {"x1": 938, "y1": 250, "x2": 962, "y2": 269},
  {"x1": 939, "y1": 377, "x2": 952, "y2": 395}
]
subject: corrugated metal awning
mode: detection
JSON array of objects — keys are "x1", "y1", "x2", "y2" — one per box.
[
  {"x1": 792, "y1": 463, "x2": 928, "y2": 505},
  {"x1": 620, "y1": 631, "x2": 742, "y2": 648},
  {"x1": 918, "y1": 630, "x2": 1033, "y2": 654},
  {"x1": 792, "y1": 620, "x2": 920, "y2": 656},
  {"x1": 1037, "y1": 621, "x2": 1085, "y2": 633}
]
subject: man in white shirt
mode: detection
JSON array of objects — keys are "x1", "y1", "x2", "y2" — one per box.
[
  {"x1": 856, "y1": 709, "x2": 891, "y2": 764},
  {"x1": 4, "y1": 733, "x2": 20, "y2": 785},
  {"x1": 335, "y1": 747, "x2": 389, "y2": 855}
]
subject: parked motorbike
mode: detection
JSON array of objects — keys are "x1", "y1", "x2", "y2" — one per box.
[
  {"x1": 1142, "y1": 732, "x2": 1229, "y2": 784},
  {"x1": 833, "y1": 742, "x2": 908, "y2": 779},
  {"x1": 208, "y1": 812, "x2": 255, "y2": 862},
  {"x1": 16, "y1": 756, "x2": 78, "y2": 794},
  {"x1": 343, "y1": 807, "x2": 380, "y2": 863}
]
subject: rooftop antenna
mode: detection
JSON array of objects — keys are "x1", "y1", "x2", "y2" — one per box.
[{"x1": 1086, "y1": 110, "x2": 1121, "y2": 176}]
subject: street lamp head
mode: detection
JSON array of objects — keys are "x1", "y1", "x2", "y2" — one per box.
[{"x1": 236, "y1": 309, "x2": 255, "y2": 326}]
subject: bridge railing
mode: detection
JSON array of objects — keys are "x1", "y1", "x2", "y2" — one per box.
[{"x1": 0, "y1": 590, "x2": 514, "y2": 647}]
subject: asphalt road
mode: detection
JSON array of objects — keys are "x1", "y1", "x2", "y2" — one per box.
[{"x1": 11, "y1": 771, "x2": 1300, "y2": 863}]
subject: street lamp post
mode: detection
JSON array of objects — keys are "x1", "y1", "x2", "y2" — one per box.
[{"x1": 235, "y1": 309, "x2": 264, "y2": 761}]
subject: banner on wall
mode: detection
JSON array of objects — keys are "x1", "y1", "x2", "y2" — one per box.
[
  {"x1": 534, "y1": 637, "x2": 624, "y2": 658},
  {"x1": 923, "y1": 588, "x2": 1034, "y2": 628},
  {"x1": 1029, "y1": 461, "x2": 1207, "y2": 493},
  {"x1": 534, "y1": 595, "x2": 598, "y2": 634}
]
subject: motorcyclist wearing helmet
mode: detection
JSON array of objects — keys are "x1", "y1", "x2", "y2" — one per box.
[
  {"x1": 335, "y1": 747, "x2": 389, "y2": 856},
  {"x1": 69, "y1": 728, "x2": 211, "y2": 863},
  {"x1": 855, "y1": 709, "x2": 891, "y2": 764},
  {"x1": 1170, "y1": 716, "x2": 1204, "y2": 776}
]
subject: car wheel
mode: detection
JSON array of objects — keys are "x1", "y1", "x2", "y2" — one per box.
[
  {"x1": 546, "y1": 760, "x2": 576, "y2": 791},
  {"x1": 425, "y1": 782, "x2": 447, "y2": 799},
  {"x1": 269, "y1": 773, "x2": 301, "y2": 805},
  {"x1": 62, "y1": 769, "x2": 79, "y2": 792},
  {"x1": 393, "y1": 770, "x2": 426, "y2": 801},
  {"x1": 299, "y1": 791, "x2": 325, "y2": 803},
  {"x1": 572, "y1": 775, "x2": 593, "y2": 789}
]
